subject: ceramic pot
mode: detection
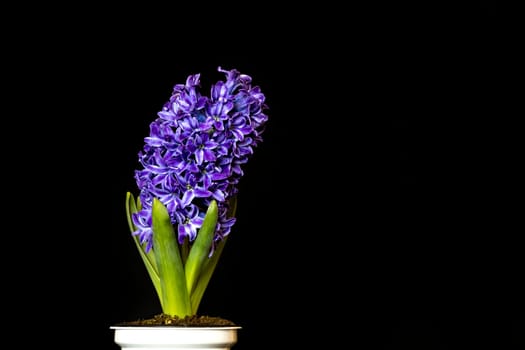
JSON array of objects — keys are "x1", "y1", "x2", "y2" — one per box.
[{"x1": 111, "y1": 325, "x2": 241, "y2": 349}]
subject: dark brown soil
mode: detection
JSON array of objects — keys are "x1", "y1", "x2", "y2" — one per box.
[{"x1": 115, "y1": 314, "x2": 238, "y2": 327}]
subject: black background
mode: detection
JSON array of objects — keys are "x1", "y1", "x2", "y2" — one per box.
[{"x1": 4, "y1": 2, "x2": 522, "y2": 349}]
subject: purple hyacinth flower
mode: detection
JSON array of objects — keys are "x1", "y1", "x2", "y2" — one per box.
[{"x1": 132, "y1": 67, "x2": 269, "y2": 252}]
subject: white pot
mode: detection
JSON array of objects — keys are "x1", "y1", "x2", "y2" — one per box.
[{"x1": 111, "y1": 326, "x2": 241, "y2": 350}]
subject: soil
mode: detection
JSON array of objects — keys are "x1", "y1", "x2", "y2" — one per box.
[{"x1": 114, "y1": 313, "x2": 238, "y2": 327}]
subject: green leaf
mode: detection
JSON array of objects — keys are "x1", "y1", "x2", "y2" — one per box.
[
  {"x1": 190, "y1": 236, "x2": 228, "y2": 314},
  {"x1": 151, "y1": 197, "x2": 191, "y2": 317},
  {"x1": 189, "y1": 196, "x2": 237, "y2": 314},
  {"x1": 125, "y1": 192, "x2": 161, "y2": 304},
  {"x1": 185, "y1": 200, "x2": 218, "y2": 297}
]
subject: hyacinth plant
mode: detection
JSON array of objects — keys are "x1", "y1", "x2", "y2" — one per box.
[{"x1": 125, "y1": 67, "x2": 268, "y2": 318}]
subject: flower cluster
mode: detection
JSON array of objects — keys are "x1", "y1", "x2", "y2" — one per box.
[{"x1": 132, "y1": 67, "x2": 268, "y2": 255}]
